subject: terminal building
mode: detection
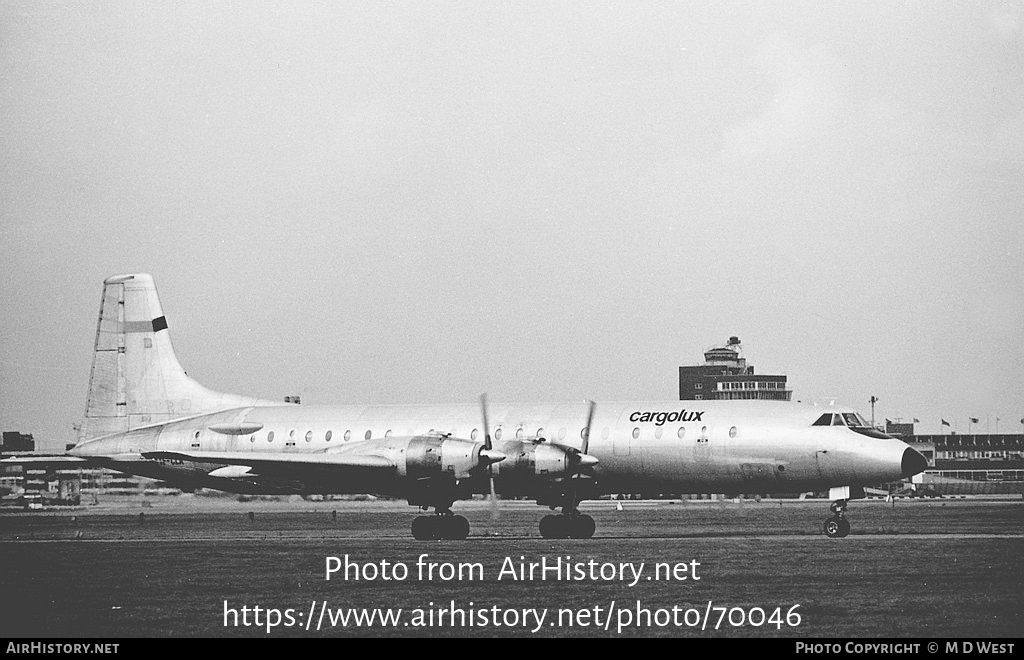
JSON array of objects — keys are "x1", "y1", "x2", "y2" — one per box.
[
  {"x1": 679, "y1": 337, "x2": 791, "y2": 401},
  {"x1": 884, "y1": 421, "x2": 1023, "y2": 494}
]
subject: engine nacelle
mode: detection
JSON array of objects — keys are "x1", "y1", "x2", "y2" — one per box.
[
  {"x1": 397, "y1": 435, "x2": 492, "y2": 480},
  {"x1": 494, "y1": 440, "x2": 570, "y2": 482}
]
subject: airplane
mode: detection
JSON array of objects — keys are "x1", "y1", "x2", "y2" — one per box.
[{"x1": 34, "y1": 274, "x2": 928, "y2": 540}]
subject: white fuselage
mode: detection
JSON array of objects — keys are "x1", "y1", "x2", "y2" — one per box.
[{"x1": 72, "y1": 399, "x2": 913, "y2": 496}]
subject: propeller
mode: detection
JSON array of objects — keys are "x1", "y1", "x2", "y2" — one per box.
[
  {"x1": 479, "y1": 393, "x2": 500, "y2": 520},
  {"x1": 568, "y1": 399, "x2": 600, "y2": 475}
]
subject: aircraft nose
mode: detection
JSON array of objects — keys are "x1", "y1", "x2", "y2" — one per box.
[{"x1": 901, "y1": 447, "x2": 928, "y2": 477}]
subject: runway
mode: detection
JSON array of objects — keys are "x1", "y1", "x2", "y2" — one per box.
[
  {"x1": 1, "y1": 499, "x2": 1022, "y2": 637},
  {"x1": 7, "y1": 533, "x2": 1023, "y2": 543}
]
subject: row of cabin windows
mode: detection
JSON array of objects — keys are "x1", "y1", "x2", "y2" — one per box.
[
  {"x1": 629, "y1": 425, "x2": 738, "y2": 439},
  {"x1": 243, "y1": 424, "x2": 740, "y2": 444},
  {"x1": 247, "y1": 427, "x2": 591, "y2": 444}
]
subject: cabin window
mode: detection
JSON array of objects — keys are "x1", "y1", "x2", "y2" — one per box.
[
  {"x1": 343, "y1": 430, "x2": 351, "y2": 442},
  {"x1": 537, "y1": 427, "x2": 545, "y2": 440},
  {"x1": 701, "y1": 426, "x2": 707, "y2": 437},
  {"x1": 385, "y1": 429, "x2": 392, "y2": 438},
  {"x1": 632, "y1": 427, "x2": 640, "y2": 439},
  {"x1": 581, "y1": 427, "x2": 590, "y2": 440},
  {"x1": 558, "y1": 427, "x2": 567, "y2": 440},
  {"x1": 729, "y1": 426, "x2": 737, "y2": 438},
  {"x1": 325, "y1": 430, "x2": 333, "y2": 442},
  {"x1": 677, "y1": 426, "x2": 685, "y2": 439},
  {"x1": 305, "y1": 431, "x2": 313, "y2": 443},
  {"x1": 471, "y1": 428, "x2": 479, "y2": 440},
  {"x1": 495, "y1": 428, "x2": 503, "y2": 441},
  {"x1": 364, "y1": 430, "x2": 372, "y2": 440},
  {"x1": 267, "y1": 431, "x2": 275, "y2": 443},
  {"x1": 516, "y1": 427, "x2": 524, "y2": 440},
  {"x1": 250, "y1": 435, "x2": 256, "y2": 443},
  {"x1": 654, "y1": 427, "x2": 663, "y2": 439}
]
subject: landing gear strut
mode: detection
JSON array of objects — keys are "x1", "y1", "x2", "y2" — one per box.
[
  {"x1": 411, "y1": 507, "x2": 470, "y2": 541},
  {"x1": 539, "y1": 502, "x2": 596, "y2": 539},
  {"x1": 823, "y1": 499, "x2": 851, "y2": 538}
]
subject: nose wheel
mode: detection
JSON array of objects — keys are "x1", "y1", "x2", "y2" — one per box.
[
  {"x1": 411, "y1": 509, "x2": 470, "y2": 540},
  {"x1": 823, "y1": 499, "x2": 851, "y2": 538}
]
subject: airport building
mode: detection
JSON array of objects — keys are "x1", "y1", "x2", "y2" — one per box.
[
  {"x1": 679, "y1": 336, "x2": 791, "y2": 401},
  {"x1": 882, "y1": 421, "x2": 1023, "y2": 494},
  {"x1": 1, "y1": 431, "x2": 35, "y2": 452}
]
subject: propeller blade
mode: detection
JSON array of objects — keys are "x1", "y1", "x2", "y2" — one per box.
[
  {"x1": 480, "y1": 393, "x2": 492, "y2": 451},
  {"x1": 488, "y1": 474, "x2": 499, "y2": 520},
  {"x1": 581, "y1": 399, "x2": 596, "y2": 455}
]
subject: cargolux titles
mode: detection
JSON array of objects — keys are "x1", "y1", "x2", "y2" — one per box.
[{"x1": 629, "y1": 410, "x2": 705, "y2": 425}]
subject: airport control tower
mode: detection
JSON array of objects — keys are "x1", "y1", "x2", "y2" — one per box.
[{"x1": 678, "y1": 337, "x2": 791, "y2": 401}]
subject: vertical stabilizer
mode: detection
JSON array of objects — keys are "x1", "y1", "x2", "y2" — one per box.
[{"x1": 79, "y1": 274, "x2": 284, "y2": 443}]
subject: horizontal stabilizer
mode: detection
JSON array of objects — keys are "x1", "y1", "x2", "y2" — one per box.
[{"x1": 0, "y1": 455, "x2": 89, "y2": 465}]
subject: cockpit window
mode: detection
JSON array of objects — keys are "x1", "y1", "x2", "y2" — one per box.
[
  {"x1": 842, "y1": 412, "x2": 862, "y2": 427},
  {"x1": 813, "y1": 410, "x2": 892, "y2": 437}
]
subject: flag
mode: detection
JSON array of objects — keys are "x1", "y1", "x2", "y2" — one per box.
[
  {"x1": 970, "y1": 417, "x2": 979, "y2": 424},
  {"x1": 941, "y1": 419, "x2": 950, "y2": 427},
  {"x1": 913, "y1": 418, "x2": 920, "y2": 423}
]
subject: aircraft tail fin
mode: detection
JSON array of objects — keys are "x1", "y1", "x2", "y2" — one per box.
[{"x1": 78, "y1": 274, "x2": 283, "y2": 443}]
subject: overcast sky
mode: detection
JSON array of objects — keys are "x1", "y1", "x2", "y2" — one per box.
[{"x1": 2, "y1": 2, "x2": 1022, "y2": 451}]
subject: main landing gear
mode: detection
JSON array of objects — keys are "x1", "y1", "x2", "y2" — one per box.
[
  {"x1": 539, "y1": 502, "x2": 596, "y2": 539},
  {"x1": 411, "y1": 507, "x2": 470, "y2": 541},
  {"x1": 823, "y1": 499, "x2": 851, "y2": 538}
]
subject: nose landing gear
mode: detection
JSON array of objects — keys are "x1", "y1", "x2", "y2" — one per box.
[{"x1": 823, "y1": 499, "x2": 851, "y2": 538}]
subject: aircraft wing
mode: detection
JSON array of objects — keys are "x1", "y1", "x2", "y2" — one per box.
[{"x1": 141, "y1": 450, "x2": 395, "y2": 472}]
